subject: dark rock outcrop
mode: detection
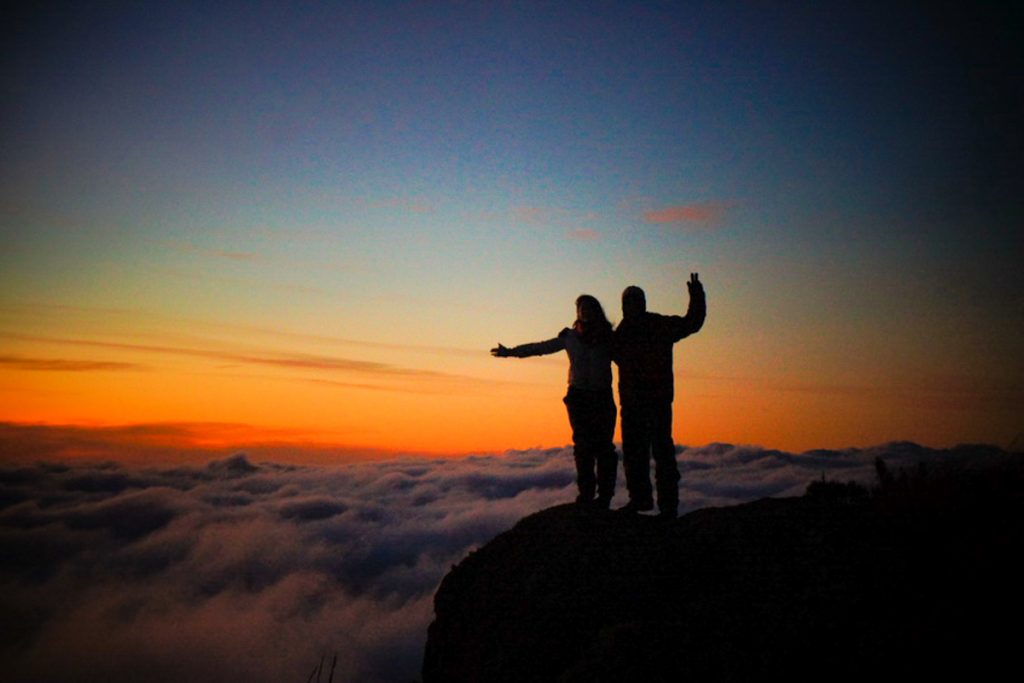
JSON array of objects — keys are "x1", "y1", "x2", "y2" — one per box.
[{"x1": 423, "y1": 455, "x2": 1023, "y2": 682}]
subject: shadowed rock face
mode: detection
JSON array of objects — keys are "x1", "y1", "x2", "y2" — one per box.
[{"x1": 423, "y1": 458, "x2": 1024, "y2": 683}]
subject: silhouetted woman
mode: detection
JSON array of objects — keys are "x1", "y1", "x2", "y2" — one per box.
[{"x1": 491, "y1": 295, "x2": 618, "y2": 507}]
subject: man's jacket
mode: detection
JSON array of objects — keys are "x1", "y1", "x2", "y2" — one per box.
[{"x1": 614, "y1": 291, "x2": 705, "y2": 403}]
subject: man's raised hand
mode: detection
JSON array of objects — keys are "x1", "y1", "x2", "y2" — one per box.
[{"x1": 687, "y1": 272, "x2": 703, "y2": 296}]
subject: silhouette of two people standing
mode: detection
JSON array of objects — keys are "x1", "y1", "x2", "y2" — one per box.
[{"x1": 492, "y1": 274, "x2": 706, "y2": 518}]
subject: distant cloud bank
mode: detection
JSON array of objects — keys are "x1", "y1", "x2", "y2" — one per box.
[{"x1": 0, "y1": 439, "x2": 999, "y2": 682}]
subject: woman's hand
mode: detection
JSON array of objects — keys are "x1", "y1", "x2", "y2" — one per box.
[{"x1": 490, "y1": 344, "x2": 510, "y2": 357}]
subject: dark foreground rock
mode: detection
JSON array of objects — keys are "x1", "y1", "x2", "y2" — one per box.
[{"x1": 423, "y1": 451, "x2": 1023, "y2": 682}]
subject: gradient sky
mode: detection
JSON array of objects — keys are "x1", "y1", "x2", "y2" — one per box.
[{"x1": 2, "y1": 1, "x2": 1021, "y2": 455}]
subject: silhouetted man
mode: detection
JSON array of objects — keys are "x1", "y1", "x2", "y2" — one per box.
[{"x1": 614, "y1": 274, "x2": 705, "y2": 518}]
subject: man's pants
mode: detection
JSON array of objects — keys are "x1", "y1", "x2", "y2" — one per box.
[
  {"x1": 620, "y1": 399, "x2": 679, "y2": 513},
  {"x1": 564, "y1": 387, "x2": 618, "y2": 501}
]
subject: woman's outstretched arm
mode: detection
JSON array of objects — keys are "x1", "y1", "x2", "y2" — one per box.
[{"x1": 491, "y1": 334, "x2": 565, "y2": 358}]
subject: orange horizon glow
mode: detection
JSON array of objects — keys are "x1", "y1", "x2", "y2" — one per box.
[
  {"x1": 2, "y1": 289, "x2": 1020, "y2": 461},
  {"x1": 3, "y1": 357, "x2": 1017, "y2": 460},
  {"x1": 3, "y1": 361, "x2": 1015, "y2": 465}
]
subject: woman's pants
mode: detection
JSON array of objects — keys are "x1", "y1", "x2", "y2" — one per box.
[{"x1": 563, "y1": 386, "x2": 618, "y2": 502}]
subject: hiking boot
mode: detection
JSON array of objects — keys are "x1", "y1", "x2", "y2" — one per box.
[{"x1": 618, "y1": 500, "x2": 654, "y2": 513}]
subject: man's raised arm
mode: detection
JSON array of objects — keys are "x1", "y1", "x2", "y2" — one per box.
[{"x1": 669, "y1": 272, "x2": 706, "y2": 341}]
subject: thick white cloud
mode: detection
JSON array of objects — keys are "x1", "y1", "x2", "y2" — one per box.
[{"x1": 0, "y1": 441, "x2": 993, "y2": 682}]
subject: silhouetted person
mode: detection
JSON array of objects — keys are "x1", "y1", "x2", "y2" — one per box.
[
  {"x1": 614, "y1": 274, "x2": 705, "y2": 518},
  {"x1": 492, "y1": 295, "x2": 618, "y2": 507}
]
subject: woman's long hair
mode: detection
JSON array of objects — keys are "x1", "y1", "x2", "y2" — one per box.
[{"x1": 574, "y1": 294, "x2": 613, "y2": 346}]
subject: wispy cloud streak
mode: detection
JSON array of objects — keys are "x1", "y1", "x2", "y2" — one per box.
[
  {"x1": 0, "y1": 355, "x2": 144, "y2": 372},
  {"x1": 1, "y1": 332, "x2": 489, "y2": 386},
  {"x1": 0, "y1": 422, "x2": 392, "y2": 464},
  {"x1": 212, "y1": 322, "x2": 483, "y2": 358},
  {"x1": 566, "y1": 228, "x2": 600, "y2": 241},
  {"x1": 643, "y1": 202, "x2": 729, "y2": 230}
]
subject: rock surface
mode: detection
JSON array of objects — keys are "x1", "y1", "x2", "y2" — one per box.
[{"x1": 423, "y1": 457, "x2": 1023, "y2": 682}]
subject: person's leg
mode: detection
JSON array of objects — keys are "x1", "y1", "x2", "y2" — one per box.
[
  {"x1": 620, "y1": 401, "x2": 653, "y2": 510},
  {"x1": 650, "y1": 400, "x2": 680, "y2": 517},
  {"x1": 595, "y1": 391, "x2": 618, "y2": 506},
  {"x1": 565, "y1": 390, "x2": 596, "y2": 502}
]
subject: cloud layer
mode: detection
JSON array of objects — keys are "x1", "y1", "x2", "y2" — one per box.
[{"x1": 0, "y1": 440, "x2": 988, "y2": 682}]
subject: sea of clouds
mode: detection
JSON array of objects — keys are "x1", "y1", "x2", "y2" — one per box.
[{"x1": 0, "y1": 440, "x2": 984, "y2": 682}]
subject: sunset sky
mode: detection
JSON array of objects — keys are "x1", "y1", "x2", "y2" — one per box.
[{"x1": 2, "y1": 1, "x2": 1021, "y2": 457}]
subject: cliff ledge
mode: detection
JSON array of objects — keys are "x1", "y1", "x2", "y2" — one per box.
[{"x1": 423, "y1": 452, "x2": 1023, "y2": 682}]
